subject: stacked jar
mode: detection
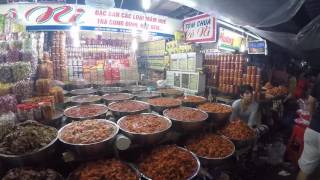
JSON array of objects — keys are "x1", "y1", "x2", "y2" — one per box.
[
  {"x1": 218, "y1": 54, "x2": 245, "y2": 94},
  {"x1": 16, "y1": 103, "x2": 41, "y2": 122},
  {"x1": 242, "y1": 65, "x2": 261, "y2": 99},
  {"x1": 17, "y1": 101, "x2": 54, "y2": 122},
  {"x1": 52, "y1": 32, "x2": 67, "y2": 81},
  {"x1": 204, "y1": 53, "x2": 219, "y2": 87},
  {"x1": 242, "y1": 65, "x2": 261, "y2": 91}
]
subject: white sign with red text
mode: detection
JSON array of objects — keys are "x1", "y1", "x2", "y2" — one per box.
[
  {"x1": 0, "y1": 4, "x2": 181, "y2": 35},
  {"x1": 183, "y1": 14, "x2": 216, "y2": 43}
]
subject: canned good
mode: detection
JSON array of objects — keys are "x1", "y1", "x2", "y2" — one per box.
[
  {"x1": 252, "y1": 66, "x2": 257, "y2": 76},
  {"x1": 247, "y1": 66, "x2": 252, "y2": 76},
  {"x1": 250, "y1": 75, "x2": 255, "y2": 84},
  {"x1": 229, "y1": 85, "x2": 234, "y2": 94},
  {"x1": 40, "y1": 102, "x2": 54, "y2": 121},
  {"x1": 255, "y1": 84, "x2": 260, "y2": 91},
  {"x1": 33, "y1": 104, "x2": 42, "y2": 121},
  {"x1": 256, "y1": 75, "x2": 261, "y2": 84},
  {"x1": 235, "y1": 86, "x2": 239, "y2": 94}
]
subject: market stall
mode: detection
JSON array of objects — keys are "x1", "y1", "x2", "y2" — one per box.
[{"x1": 0, "y1": 1, "x2": 303, "y2": 180}]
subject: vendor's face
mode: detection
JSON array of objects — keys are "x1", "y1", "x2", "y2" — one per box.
[{"x1": 242, "y1": 91, "x2": 253, "y2": 102}]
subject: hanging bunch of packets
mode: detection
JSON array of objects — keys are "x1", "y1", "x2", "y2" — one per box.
[
  {"x1": 0, "y1": 83, "x2": 13, "y2": 96},
  {"x1": 12, "y1": 20, "x2": 25, "y2": 33},
  {"x1": 0, "y1": 64, "x2": 13, "y2": 83},
  {"x1": 0, "y1": 15, "x2": 5, "y2": 33},
  {"x1": 11, "y1": 62, "x2": 32, "y2": 82},
  {"x1": 0, "y1": 94, "x2": 17, "y2": 113},
  {"x1": 12, "y1": 80, "x2": 33, "y2": 102}
]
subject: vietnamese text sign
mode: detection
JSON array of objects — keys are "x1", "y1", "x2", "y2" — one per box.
[
  {"x1": 0, "y1": 4, "x2": 181, "y2": 35},
  {"x1": 183, "y1": 14, "x2": 216, "y2": 43},
  {"x1": 248, "y1": 40, "x2": 267, "y2": 55},
  {"x1": 218, "y1": 27, "x2": 244, "y2": 51}
]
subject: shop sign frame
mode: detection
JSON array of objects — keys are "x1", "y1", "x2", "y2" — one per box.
[
  {"x1": 248, "y1": 40, "x2": 268, "y2": 55},
  {"x1": 183, "y1": 14, "x2": 217, "y2": 43},
  {"x1": 218, "y1": 27, "x2": 244, "y2": 52}
]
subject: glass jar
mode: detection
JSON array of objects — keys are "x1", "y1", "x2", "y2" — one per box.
[
  {"x1": 40, "y1": 102, "x2": 53, "y2": 120},
  {"x1": 16, "y1": 104, "x2": 27, "y2": 122},
  {"x1": 33, "y1": 104, "x2": 42, "y2": 121},
  {"x1": 24, "y1": 105, "x2": 34, "y2": 120}
]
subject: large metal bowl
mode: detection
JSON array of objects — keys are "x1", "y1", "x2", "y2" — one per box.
[
  {"x1": 64, "y1": 104, "x2": 108, "y2": 120},
  {"x1": 186, "y1": 135, "x2": 235, "y2": 166},
  {"x1": 70, "y1": 95, "x2": 102, "y2": 105},
  {"x1": 158, "y1": 88, "x2": 184, "y2": 98},
  {"x1": 70, "y1": 88, "x2": 97, "y2": 95},
  {"x1": 58, "y1": 119, "x2": 119, "y2": 157},
  {"x1": 179, "y1": 95, "x2": 207, "y2": 108},
  {"x1": 67, "y1": 160, "x2": 141, "y2": 180},
  {"x1": 127, "y1": 85, "x2": 147, "y2": 94},
  {"x1": 148, "y1": 99, "x2": 182, "y2": 114},
  {"x1": 219, "y1": 122, "x2": 257, "y2": 149},
  {"x1": 98, "y1": 86, "x2": 126, "y2": 95},
  {"x1": 140, "y1": 146, "x2": 200, "y2": 180},
  {"x1": 66, "y1": 80, "x2": 90, "y2": 90},
  {"x1": 229, "y1": 135, "x2": 257, "y2": 149},
  {"x1": 42, "y1": 109, "x2": 64, "y2": 128},
  {"x1": 163, "y1": 107, "x2": 208, "y2": 132},
  {"x1": 108, "y1": 100, "x2": 150, "y2": 119},
  {"x1": 102, "y1": 93, "x2": 135, "y2": 104},
  {"x1": 117, "y1": 113, "x2": 172, "y2": 145},
  {"x1": 197, "y1": 103, "x2": 232, "y2": 128},
  {"x1": 0, "y1": 133, "x2": 58, "y2": 167},
  {"x1": 135, "y1": 91, "x2": 161, "y2": 102}
]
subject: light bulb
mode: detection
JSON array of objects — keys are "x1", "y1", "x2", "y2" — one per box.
[
  {"x1": 131, "y1": 38, "x2": 138, "y2": 51},
  {"x1": 73, "y1": 37, "x2": 80, "y2": 47},
  {"x1": 96, "y1": 31, "x2": 103, "y2": 35},
  {"x1": 70, "y1": 25, "x2": 80, "y2": 47},
  {"x1": 70, "y1": 25, "x2": 80, "y2": 38},
  {"x1": 141, "y1": 30, "x2": 149, "y2": 41},
  {"x1": 240, "y1": 44, "x2": 246, "y2": 52},
  {"x1": 142, "y1": 0, "x2": 151, "y2": 11},
  {"x1": 131, "y1": 29, "x2": 137, "y2": 37}
]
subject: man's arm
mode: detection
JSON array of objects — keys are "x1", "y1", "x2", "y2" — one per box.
[
  {"x1": 248, "y1": 103, "x2": 260, "y2": 128},
  {"x1": 230, "y1": 100, "x2": 240, "y2": 121},
  {"x1": 308, "y1": 95, "x2": 316, "y2": 116}
]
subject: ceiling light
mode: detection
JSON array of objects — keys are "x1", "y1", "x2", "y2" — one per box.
[
  {"x1": 141, "y1": 30, "x2": 149, "y2": 41},
  {"x1": 96, "y1": 31, "x2": 103, "y2": 35},
  {"x1": 70, "y1": 24, "x2": 80, "y2": 47},
  {"x1": 131, "y1": 29, "x2": 137, "y2": 37},
  {"x1": 240, "y1": 44, "x2": 246, "y2": 52},
  {"x1": 131, "y1": 38, "x2": 138, "y2": 51},
  {"x1": 70, "y1": 24, "x2": 80, "y2": 38},
  {"x1": 142, "y1": 0, "x2": 151, "y2": 11}
]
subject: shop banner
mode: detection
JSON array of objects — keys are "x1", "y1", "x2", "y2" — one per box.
[
  {"x1": 218, "y1": 27, "x2": 244, "y2": 51},
  {"x1": 0, "y1": 4, "x2": 180, "y2": 36},
  {"x1": 248, "y1": 40, "x2": 267, "y2": 55},
  {"x1": 183, "y1": 14, "x2": 216, "y2": 43}
]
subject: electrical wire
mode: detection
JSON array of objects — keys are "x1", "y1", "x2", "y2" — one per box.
[{"x1": 120, "y1": 0, "x2": 124, "y2": 8}]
